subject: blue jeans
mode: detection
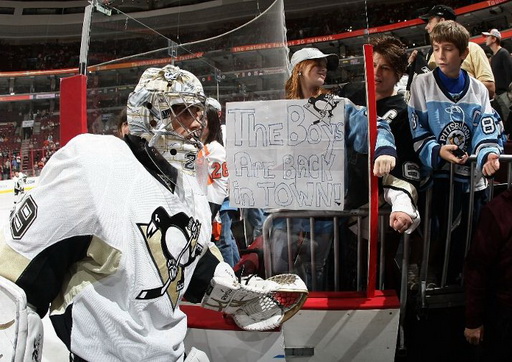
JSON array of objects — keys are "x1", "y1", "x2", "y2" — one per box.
[
  {"x1": 270, "y1": 217, "x2": 333, "y2": 290},
  {"x1": 219, "y1": 209, "x2": 240, "y2": 267},
  {"x1": 242, "y1": 208, "x2": 266, "y2": 245}
]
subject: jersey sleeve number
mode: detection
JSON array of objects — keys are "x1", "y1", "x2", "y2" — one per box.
[
  {"x1": 481, "y1": 117, "x2": 495, "y2": 135},
  {"x1": 211, "y1": 162, "x2": 228, "y2": 179},
  {"x1": 184, "y1": 153, "x2": 196, "y2": 171},
  {"x1": 11, "y1": 195, "x2": 38, "y2": 239}
]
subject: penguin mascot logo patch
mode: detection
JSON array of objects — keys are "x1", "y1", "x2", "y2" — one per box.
[
  {"x1": 304, "y1": 93, "x2": 340, "y2": 121},
  {"x1": 439, "y1": 105, "x2": 471, "y2": 152},
  {"x1": 136, "y1": 207, "x2": 202, "y2": 310}
]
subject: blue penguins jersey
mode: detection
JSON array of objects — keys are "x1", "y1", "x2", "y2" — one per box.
[
  {"x1": 0, "y1": 134, "x2": 218, "y2": 361},
  {"x1": 408, "y1": 68, "x2": 501, "y2": 185},
  {"x1": 338, "y1": 95, "x2": 397, "y2": 159}
]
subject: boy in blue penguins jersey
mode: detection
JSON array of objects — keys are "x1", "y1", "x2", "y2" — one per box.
[{"x1": 408, "y1": 21, "x2": 501, "y2": 286}]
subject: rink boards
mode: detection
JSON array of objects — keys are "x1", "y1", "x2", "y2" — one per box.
[
  {"x1": 183, "y1": 290, "x2": 400, "y2": 361},
  {"x1": 0, "y1": 177, "x2": 38, "y2": 195}
]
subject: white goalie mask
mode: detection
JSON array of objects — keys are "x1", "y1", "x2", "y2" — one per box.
[{"x1": 127, "y1": 65, "x2": 207, "y2": 174}]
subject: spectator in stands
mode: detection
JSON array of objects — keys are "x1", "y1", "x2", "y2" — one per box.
[
  {"x1": 464, "y1": 187, "x2": 512, "y2": 360},
  {"x1": 409, "y1": 5, "x2": 496, "y2": 99},
  {"x1": 483, "y1": 28, "x2": 512, "y2": 123},
  {"x1": 115, "y1": 108, "x2": 129, "y2": 138},
  {"x1": 37, "y1": 158, "x2": 45, "y2": 171},
  {"x1": 2, "y1": 160, "x2": 10, "y2": 180},
  {"x1": 200, "y1": 98, "x2": 227, "y2": 221},
  {"x1": 285, "y1": 47, "x2": 396, "y2": 172},
  {"x1": 198, "y1": 98, "x2": 240, "y2": 267},
  {"x1": 408, "y1": 21, "x2": 501, "y2": 286},
  {"x1": 370, "y1": 35, "x2": 424, "y2": 289},
  {"x1": 338, "y1": 36, "x2": 423, "y2": 288},
  {"x1": 11, "y1": 156, "x2": 19, "y2": 172},
  {"x1": 32, "y1": 162, "x2": 39, "y2": 177},
  {"x1": 0, "y1": 0, "x2": 482, "y2": 73},
  {"x1": 271, "y1": 47, "x2": 397, "y2": 290},
  {"x1": 371, "y1": 36, "x2": 422, "y2": 234}
]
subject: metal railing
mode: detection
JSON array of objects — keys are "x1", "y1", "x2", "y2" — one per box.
[
  {"x1": 260, "y1": 154, "x2": 512, "y2": 353},
  {"x1": 261, "y1": 206, "x2": 396, "y2": 293},
  {"x1": 399, "y1": 154, "x2": 512, "y2": 351}
]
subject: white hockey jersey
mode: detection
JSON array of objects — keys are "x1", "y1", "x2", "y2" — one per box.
[
  {"x1": 198, "y1": 140, "x2": 229, "y2": 206},
  {"x1": 12, "y1": 172, "x2": 27, "y2": 193},
  {"x1": 408, "y1": 69, "x2": 501, "y2": 186},
  {"x1": 0, "y1": 134, "x2": 217, "y2": 361}
]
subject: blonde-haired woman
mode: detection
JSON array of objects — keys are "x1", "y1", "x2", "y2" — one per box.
[{"x1": 270, "y1": 47, "x2": 397, "y2": 290}]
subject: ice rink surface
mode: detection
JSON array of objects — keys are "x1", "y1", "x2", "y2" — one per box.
[{"x1": 1, "y1": 191, "x2": 70, "y2": 362}]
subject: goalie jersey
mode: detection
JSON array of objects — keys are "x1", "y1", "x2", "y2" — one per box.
[
  {"x1": 408, "y1": 69, "x2": 501, "y2": 187},
  {"x1": 0, "y1": 134, "x2": 220, "y2": 361}
]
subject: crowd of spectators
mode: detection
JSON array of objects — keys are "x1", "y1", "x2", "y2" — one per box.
[
  {"x1": 0, "y1": 0, "x2": 508, "y2": 178},
  {"x1": 286, "y1": 0, "x2": 486, "y2": 41},
  {"x1": 0, "y1": 42, "x2": 80, "y2": 72},
  {"x1": 0, "y1": 109, "x2": 60, "y2": 179},
  {"x1": 0, "y1": 0, "x2": 494, "y2": 72},
  {"x1": 0, "y1": 123, "x2": 20, "y2": 179}
]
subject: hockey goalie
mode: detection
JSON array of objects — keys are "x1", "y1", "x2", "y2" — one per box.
[{"x1": 0, "y1": 65, "x2": 307, "y2": 362}]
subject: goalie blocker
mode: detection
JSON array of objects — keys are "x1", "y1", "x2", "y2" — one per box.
[{"x1": 201, "y1": 262, "x2": 308, "y2": 331}]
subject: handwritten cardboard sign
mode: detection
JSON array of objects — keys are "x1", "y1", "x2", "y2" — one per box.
[{"x1": 225, "y1": 96, "x2": 345, "y2": 210}]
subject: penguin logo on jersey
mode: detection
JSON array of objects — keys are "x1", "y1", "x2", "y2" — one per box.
[
  {"x1": 304, "y1": 93, "x2": 340, "y2": 121},
  {"x1": 439, "y1": 105, "x2": 471, "y2": 151},
  {"x1": 136, "y1": 207, "x2": 203, "y2": 310}
]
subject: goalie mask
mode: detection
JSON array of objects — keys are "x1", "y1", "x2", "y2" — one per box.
[{"x1": 127, "y1": 65, "x2": 207, "y2": 174}]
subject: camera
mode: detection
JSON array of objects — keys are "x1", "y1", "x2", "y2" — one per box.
[{"x1": 451, "y1": 147, "x2": 465, "y2": 159}]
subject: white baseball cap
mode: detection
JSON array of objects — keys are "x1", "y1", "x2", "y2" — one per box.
[
  {"x1": 290, "y1": 48, "x2": 339, "y2": 71},
  {"x1": 206, "y1": 97, "x2": 221, "y2": 112},
  {"x1": 482, "y1": 29, "x2": 501, "y2": 39}
]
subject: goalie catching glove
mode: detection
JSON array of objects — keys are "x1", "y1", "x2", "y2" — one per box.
[{"x1": 201, "y1": 262, "x2": 308, "y2": 331}]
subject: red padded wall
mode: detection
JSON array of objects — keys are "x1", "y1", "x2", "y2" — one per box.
[{"x1": 59, "y1": 75, "x2": 88, "y2": 146}]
